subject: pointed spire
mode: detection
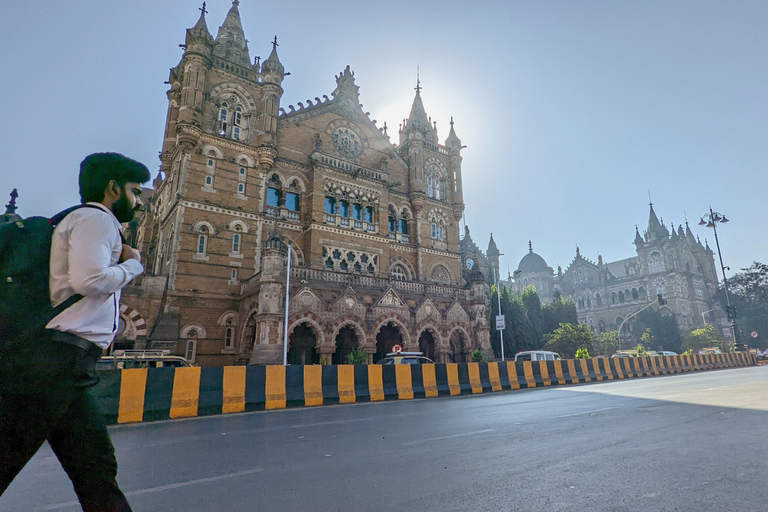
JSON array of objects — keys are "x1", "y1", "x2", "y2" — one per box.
[
  {"x1": 445, "y1": 116, "x2": 462, "y2": 149},
  {"x1": 192, "y1": 2, "x2": 210, "y2": 33},
  {"x1": 262, "y1": 36, "x2": 285, "y2": 76},
  {"x1": 529, "y1": 240, "x2": 533, "y2": 252},
  {"x1": 647, "y1": 203, "x2": 669, "y2": 241},
  {"x1": 634, "y1": 225, "x2": 644, "y2": 246},
  {"x1": 685, "y1": 220, "x2": 694, "y2": 240},
  {"x1": 677, "y1": 224, "x2": 685, "y2": 237},
  {"x1": 487, "y1": 233, "x2": 499, "y2": 257},
  {"x1": 212, "y1": 0, "x2": 251, "y2": 67},
  {"x1": 403, "y1": 84, "x2": 430, "y2": 134}
]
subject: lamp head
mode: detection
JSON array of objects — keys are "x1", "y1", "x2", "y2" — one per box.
[
  {"x1": 698, "y1": 218, "x2": 706, "y2": 226},
  {"x1": 720, "y1": 216, "x2": 729, "y2": 223}
]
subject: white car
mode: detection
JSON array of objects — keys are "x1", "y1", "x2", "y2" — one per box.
[{"x1": 514, "y1": 350, "x2": 562, "y2": 362}]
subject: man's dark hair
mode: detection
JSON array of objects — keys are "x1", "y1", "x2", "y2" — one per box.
[{"x1": 79, "y1": 152, "x2": 151, "y2": 203}]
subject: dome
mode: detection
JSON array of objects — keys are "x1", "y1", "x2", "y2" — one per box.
[{"x1": 517, "y1": 242, "x2": 552, "y2": 274}]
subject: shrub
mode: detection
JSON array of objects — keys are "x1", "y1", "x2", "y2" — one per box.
[
  {"x1": 471, "y1": 349, "x2": 484, "y2": 362},
  {"x1": 575, "y1": 347, "x2": 590, "y2": 359},
  {"x1": 345, "y1": 348, "x2": 368, "y2": 365}
]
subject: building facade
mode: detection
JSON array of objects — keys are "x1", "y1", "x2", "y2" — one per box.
[
  {"x1": 505, "y1": 204, "x2": 723, "y2": 337},
  {"x1": 121, "y1": 2, "x2": 495, "y2": 365}
]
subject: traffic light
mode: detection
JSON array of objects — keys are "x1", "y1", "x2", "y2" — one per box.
[
  {"x1": 657, "y1": 293, "x2": 667, "y2": 306},
  {"x1": 725, "y1": 305, "x2": 738, "y2": 319}
]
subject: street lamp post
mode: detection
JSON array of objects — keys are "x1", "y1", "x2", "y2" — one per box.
[
  {"x1": 699, "y1": 207, "x2": 741, "y2": 348},
  {"x1": 496, "y1": 264, "x2": 505, "y2": 362},
  {"x1": 282, "y1": 224, "x2": 312, "y2": 366}
]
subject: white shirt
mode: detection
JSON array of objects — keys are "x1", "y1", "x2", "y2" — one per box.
[{"x1": 46, "y1": 202, "x2": 144, "y2": 348}]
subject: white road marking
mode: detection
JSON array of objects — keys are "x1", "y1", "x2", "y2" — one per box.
[
  {"x1": 40, "y1": 468, "x2": 264, "y2": 510},
  {"x1": 402, "y1": 429, "x2": 495, "y2": 446}
]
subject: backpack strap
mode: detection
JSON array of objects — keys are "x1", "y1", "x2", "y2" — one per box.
[{"x1": 49, "y1": 203, "x2": 105, "y2": 226}]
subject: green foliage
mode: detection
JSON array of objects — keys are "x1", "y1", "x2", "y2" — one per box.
[
  {"x1": 636, "y1": 344, "x2": 649, "y2": 356},
  {"x1": 471, "y1": 349, "x2": 484, "y2": 362},
  {"x1": 635, "y1": 308, "x2": 681, "y2": 353},
  {"x1": 575, "y1": 347, "x2": 590, "y2": 359},
  {"x1": 542, "y1": 323, "x2": 595, "y2": 358},
  {"x1": 593, "y1": 331, "x2": 620, "y2": 357},
  {"x1": 716, "y1": 262, "x2": 768, "y2": 348},
  {"x1": 345, "y1": 348, "x2": 368, "y2": 365},
  {"x1": 683, "y1": 324, "x2": 727, "y2": 353}
]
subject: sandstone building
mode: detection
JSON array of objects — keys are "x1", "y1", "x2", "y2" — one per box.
[
  {"x1": 121, "y1": 1, "x2": 497, "y2": 365},
  {"x1": 505, "y1": 204, "x2": 724, "y2": 337}
]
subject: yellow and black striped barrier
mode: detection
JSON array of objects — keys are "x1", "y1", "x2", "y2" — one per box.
[{"x1": 93, "y1": 352, "x2": 757, "y2": 425}]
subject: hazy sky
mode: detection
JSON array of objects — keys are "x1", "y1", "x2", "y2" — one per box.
[{"x1": 2, "y1": 1, "x2": 765, "y2": 277}]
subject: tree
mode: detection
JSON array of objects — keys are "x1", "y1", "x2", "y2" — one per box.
[
  {"x1": 634, "y1": 308, "x2": 681, "y2": 353},
  {"x1": 490, "y1": 285, "x2": 535, "y2": 359},
  {"x1": 542, "y1": 323, "x2": 594, "y2": 358},
  {"x1": 716, "y1": 262, "x2": 768, "y2": 348},
  {"x1": 683, "y1": 324, "x2": 727, "y2": 353},
  {"x1": 522, "y1": 286, "x2": 546, "y2": 347},
  {"x1": 541, "y1": 292, "x2": 578, "y2": 335},
  {"x1": 593, "y1": 331, "x2": 620, "y2": 357},
  {"x1": 575, "y1": 347, "x2": 590, "y2": 359},
  {"x1": 636, "y1": 344, "x2": 648, "y2": 356}
]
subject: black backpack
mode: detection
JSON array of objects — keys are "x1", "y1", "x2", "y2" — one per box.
[{"x1": 0, "y1": 204, "x2": 101, "y2": 352}]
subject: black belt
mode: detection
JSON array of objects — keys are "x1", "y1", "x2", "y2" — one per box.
[{"x1": 51, "y1": 331, "x2": 104, "y2": 360}]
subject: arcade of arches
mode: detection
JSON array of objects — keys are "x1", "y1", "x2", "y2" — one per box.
[{"x1": 285, "y1": 320, "x2": 474, "y2": 364}]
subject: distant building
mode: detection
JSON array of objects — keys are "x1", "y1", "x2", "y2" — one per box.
[
  {"x1": 505, "y1": 204, "x2": 723, "y2": 336},
  {"x1": 120, "y1": 2, "x2": 497, "y2": 365}
]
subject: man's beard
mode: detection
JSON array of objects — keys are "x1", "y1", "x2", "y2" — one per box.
[{"x1": 112, "y1": 190, "x2": 138, "y2": 223}]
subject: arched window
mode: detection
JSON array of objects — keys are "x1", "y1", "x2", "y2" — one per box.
[
  {"x1": 225, "y1": 319, "x2": 234, "y2": 349},
  {"x1": 434, "y1": 176, "x2": 441, "y2": 200},
  {"x1": 217, "y1": 99, "x2": 245, "y2": 141},
  {"x1": 427, "y1": 172, "x2": 434, "y2": 197},
  {"x1": 632, "y1": 288, "x2": 639, "y2": 300},
  {"x1": 618, "y1": 291, "x2": 625, "y2": 303},
  {"x1": 197, "y1": 226, "x2": 208, "y2": 255},
  {"x1": 391, "y1": 264, "x2": 408, "y2": 281},
  {"x1": 595, "y1": 293, "x2": 602, "y2": 306},
  {"x1": 431, "y1": 222, "x2": 437, "y2": 239}
]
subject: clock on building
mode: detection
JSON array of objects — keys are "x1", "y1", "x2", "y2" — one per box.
[{"x1": 465, "y1": 257, "x2": 475, "y2": 270}]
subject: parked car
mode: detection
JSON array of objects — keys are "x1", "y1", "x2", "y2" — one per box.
[
  {"x1": 378, "y1": 351, "x2": 434, "y2": 365},
  {"x1": 657, "y1": 351, "x2": 678, "y2": 356},
  {"x1": 514, "y1": 350, "x2": 561, "y2": 362},
  {"x1": 96, "y1": 350, "x2": 192, "y2": 370}
]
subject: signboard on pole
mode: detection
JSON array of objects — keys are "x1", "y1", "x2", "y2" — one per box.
[{"x1": 496, "y1": 315, "x2": 505, "y2": 330}]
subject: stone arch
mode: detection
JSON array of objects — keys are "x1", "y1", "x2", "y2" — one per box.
[
  {"x1": 416, "y1": 320, "x2": 443, "y2": 345},
  {"x1": 428, "y1": 262, "x2": 453, "y2": 285},
  {"x1": 389, "y1": 256, "x2": 415, "y2": 281},
  {"x1": 192, "y1": 220, "x2": 216, "y2": 235},
  {"x1": 227, "y1": 219, "x2": 250, "y2": 233},
  {"x1": 290, "y1": 244, "x2": 306, "y2": 266},
  {"x1": 119, "y1": 305, "x2": 147, "y2": 338},
  {"x1": 209, "y1": 83, "x2": 258, "y2": 113},
  {"x1": 233, "y1": 153, "x2": 256, "y2": 167},
  {"x1": 371, "y1": 314, "x2": 411, "y2": 346},
  {"x1": 267, "y1": 171, "x2": 286, "y2": 187},
  {"x1": 217, "y1": 310, "x2": 238, "y2": 325},
  {"x1": 399, "y1": 205, "x2": 413, "y2": 220},
  {"x1": 200, "y1": 144, "x2": 224, "y2": 160},
  {"x1": 181, "y1": 322, "x2": 207, "y2": 339},
  {"x1": 284, "y1": 175, "x2": 308, "y2": 193},
  {"x1": 239, "y1": 308, "x2": 259, "y2": 352},
  {"x1": 447, "y1": 324, "x2": 472, "y2": 363},
  {"x1": 330, "y1": 316, "x2": 367, "y2": 347},
  {"x1": 287, "y1": 312, "x2": 326, "y2": 348}
]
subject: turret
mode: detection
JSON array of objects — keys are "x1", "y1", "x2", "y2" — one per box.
[
  {"x1": 486, "y1": 233, "x2": 501, "y2": 282},
  {"x1": 212, "y1": 0, "x2": 251, "y2": 67},
  {"x1": 634, "y1": 225, "x2": 644, "y2": 246},
  {"x1": 646, "y1": 203, "x2": 669, "y2": 242},
  {"x1": 1, "y1": 189, "x2": 21, "y2": 226}
]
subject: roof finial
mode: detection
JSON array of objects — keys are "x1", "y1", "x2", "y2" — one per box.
[
  {"x1": 5, "y1": 188, "x2": 18, "y2": 215},
  {"x1": 199, "y1": 1, "x2": 207, "y2": 16},
  {"x1": 272, "y1": 36, "x2": 279, "y2": 50},
  {"x1": 415, "y1": 65, "x2": 421, "y2": 94},
  {"x1": 233, "y1": 0, "x2": 239, "y2": 6},
  {"x1": 648, "y1": 191, "x2": 653, "y2": 208},
  {"x1": 528, "y1": 240, "x2": 532, "y2": 252},
  {"x1": 450, "y1": 116, "x2": 454, "y2": 127}
]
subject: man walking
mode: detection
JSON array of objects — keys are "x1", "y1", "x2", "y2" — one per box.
[{"x1": 0, "y1": 153, "x2": 150, "y2": 511}]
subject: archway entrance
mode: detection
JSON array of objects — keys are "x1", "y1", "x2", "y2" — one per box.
[
  {"x1": 374, "y1": 322, "x2": 403, "y2": 363},
  {"x1": 332, "y1": 326, "x2": 359, "y2": 365},
  {"x1": 449, "y1": 330, "x2": 466, "y2": 363},
  {"x1": 418, "y1": 330, "x2": 436, "y2": 361},
  {"x1": 287, "y1": 324, "x2": 318, "y2": 365}
]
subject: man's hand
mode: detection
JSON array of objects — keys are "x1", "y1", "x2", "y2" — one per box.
[{"x1": 119, "y1": 244, "x2": 141, "y2": 263}]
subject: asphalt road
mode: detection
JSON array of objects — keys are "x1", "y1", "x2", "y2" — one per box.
[{"x1": 3, "y1": 366, "x2": 768, "y2": 512}]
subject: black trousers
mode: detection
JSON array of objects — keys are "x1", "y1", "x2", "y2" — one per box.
[{"x1": 0, "y1": 331, "x2": 132, "y2": 512}]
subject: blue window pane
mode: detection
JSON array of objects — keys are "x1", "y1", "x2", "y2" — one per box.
[
  {"x1": 286, "y1": 192, "x2": 300, "y2": 211},
  {"x1": 352, "y1": 203, "x2": 363, "y2": 221},
  {"x1": 388, "y1": 216, "x2": 396, "y2": 232},
  {"x1": 325, "y1": 197, "x2": 336, "y2": 214},
  {"x1": 339, "y1": 200, "x2": 350, "y2": 217},
  {"x1": 365, "y1": 206, "x2": 373, "y2": 223},
  {"x1": 267, "y1": 187, "x2": 280, "y2": 207},
  {"x1": 399, "y1": 219, "x2": 408, "y2": 234}
]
